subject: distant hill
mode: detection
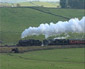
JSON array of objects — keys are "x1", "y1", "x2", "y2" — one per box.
[
  {"x1": 0, "y1": 2, "x2": 60, "y2": 8},
  {"x1": 0, "y1": 3, "x2": 12, "y2": 7},
  {"x1": 18, "y1": 2, "x2": 60, "y2": 8}
]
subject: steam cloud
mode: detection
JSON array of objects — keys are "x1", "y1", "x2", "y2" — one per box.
[{"x1": 21, "y1": 17, "x2": 85, "y2": 39}]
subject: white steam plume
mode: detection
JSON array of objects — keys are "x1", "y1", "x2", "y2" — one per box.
[{"x1": 21, "y1": 17, "x2": 85, "y2": 39}]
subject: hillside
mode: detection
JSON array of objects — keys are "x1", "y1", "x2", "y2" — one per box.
[
  {"x1": 0, "y1": 2, "x2": 60, "y2": 8},
  {"x1": 19, "y1": 2, "x2": 60, "y2": 8},
  {"x1": 0, "y1": 7, "x2": 84, "y2": 45},
  {"x1": 0, "y1": 3, "x2": 13, "y2": 7}
]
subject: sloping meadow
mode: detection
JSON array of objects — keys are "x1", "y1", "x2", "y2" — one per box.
[{"x1": 0, "y1": 7, "x2": 84, "y2": 45}]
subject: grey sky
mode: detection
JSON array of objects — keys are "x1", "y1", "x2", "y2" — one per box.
[{"x1": 0, "y1": 0, "x2": 60, "y2": 3}]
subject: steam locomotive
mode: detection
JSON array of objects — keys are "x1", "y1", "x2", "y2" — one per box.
[
  {"x1": 17, "y1": 39, "x2": 42, "y2": 46},
  {"x1": 17, "y1": 39, "x2": 85, "y2": 46}
]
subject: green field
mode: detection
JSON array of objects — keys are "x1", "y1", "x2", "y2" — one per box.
[
  {"x1": 0, "y1": 7, "x2": 85, "y2": 45},
  {"x1": 0, "y1": 48, "x2": 85, "y2": 69}
]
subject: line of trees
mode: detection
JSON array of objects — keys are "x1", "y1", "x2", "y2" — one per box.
[{"x1": 60, "y1": 0, "x2": 85, "y2": 9}]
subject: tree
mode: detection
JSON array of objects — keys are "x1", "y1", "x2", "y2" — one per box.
[
  {"x1": 16, "y1": 3, "x2": 20, "y2": 7},
  {"x1": 60, "y1": 0, "x2": 85, "y2": 9},
  {"x1": 60, "y1": 0, "x2": 67, "y2": 8}
]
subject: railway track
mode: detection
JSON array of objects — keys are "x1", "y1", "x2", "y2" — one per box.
[{"x1": 0, "y1": 45, "x2": 85, "y2": 53}]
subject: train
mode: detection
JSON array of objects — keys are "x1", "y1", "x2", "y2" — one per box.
[
  {"x1": 17, "y1": 39, "x2": 42, "y2": 46},
  {"x1": 17, "y1": 39, "x2": 85, "y2": 46}
]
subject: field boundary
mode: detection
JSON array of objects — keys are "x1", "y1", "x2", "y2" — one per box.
[
  {"x1": 0, "y1": 7, "x2": 70, "y2": 20},
  {"x1": 29, "y1": 7, "x2": 70, "y2": 19}
]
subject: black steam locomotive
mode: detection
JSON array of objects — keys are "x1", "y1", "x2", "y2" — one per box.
[
  {"x1": 17, "y1": 39, "x2": 85, "y2": 46},
  {"x1": 17, "y1": 39, "x2": 42, "y2": 46}
]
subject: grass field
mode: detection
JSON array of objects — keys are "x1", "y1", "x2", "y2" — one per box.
[
  {"x1": 0, "y1": 48, "x2": 85, "y2": 69},
  {"x1": 0, "y1": 7, "x2": 85, "y2": 45}
]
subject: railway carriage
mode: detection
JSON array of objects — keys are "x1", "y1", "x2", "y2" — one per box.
[{"x1": 69, "y1": 39, "x2": 85, "y2": 45}]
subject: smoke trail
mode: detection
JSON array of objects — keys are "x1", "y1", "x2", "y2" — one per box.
[{"x1": 21, "y1": 17, "x2": 85, "y2": 39}]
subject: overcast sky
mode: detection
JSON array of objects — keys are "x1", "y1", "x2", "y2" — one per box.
[{"x1": 0, "y1": 0, "x2": 60, "y2": 3}]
